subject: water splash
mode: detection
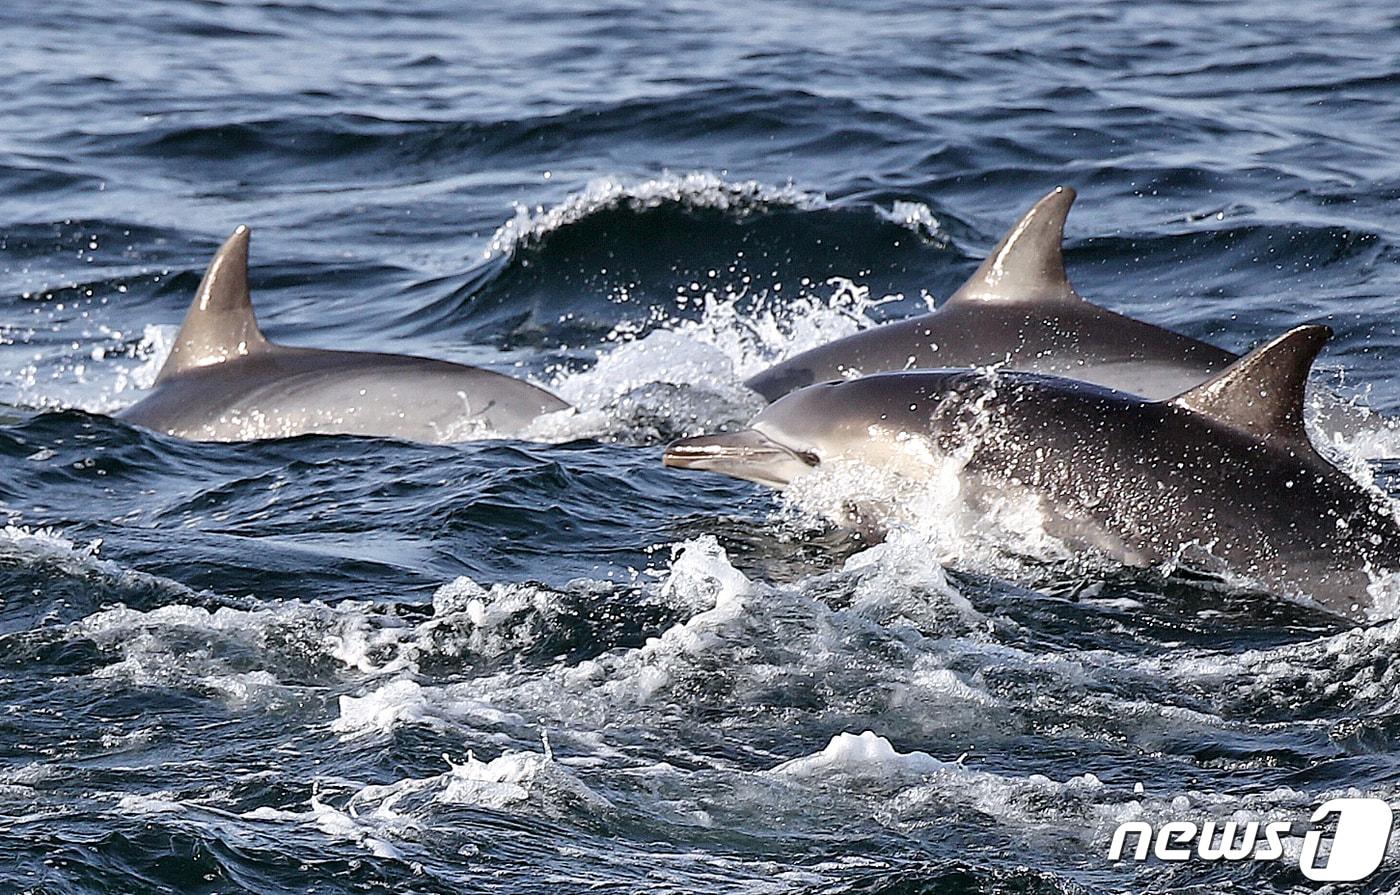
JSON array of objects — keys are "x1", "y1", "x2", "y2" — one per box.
[
  {"x1": 529, "y1": 277, "x2": 913, "y2": 442},
  {"x1": 485, "y1": 172, "x2": 827, "y2": 260}
]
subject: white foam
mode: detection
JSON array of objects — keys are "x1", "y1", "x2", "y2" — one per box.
[
  {"x1": 878, "y1": 200, "x2": 948, "y2": 245},
  {"x1": 485, "y1": 171, "x2": 944, "y2": 262},
  {"x1": 112, "y1": 323, "x2": 176, "y2": 397},
  {"x1": 770, "y1": 731, "x2": 947, "y2": 777},
  {"x1": 0, "y1": 524, "x2": 105, "y2": 565},
  {"x1": 49, "y1": 522, "x2": 1400, "y2": 852},
  {"x1": 836, "y1": 530, "x2": 984, "y2": 633},
  {"x1": 333, "y1": 679, "x2": 523, "y2": 737},
  {"x1": 0, "y1": 523, "x2": 196, "y2": 600},
  {"x1": 325, "y1": 537, "x2": 1009, "y2": 749},
  {"x1": 319, "y1": 742, "x2": 613, "y2": 832},
  {"x1": 766, "y1": 730, "x2": 1141, "y2": 845},
  {"x1": 656, "y1": 534, "x2": 754, "y2": 614},
  {"x1": 1162, "y1": 614, "x2": 1400, "y2": 711},
  {"x1": 6, "y1": 322, "x2": 176, "y2": 415},
  {"x1": 527, "y1": 277, "x2": 906, "y2": 443},
  {"x1": 438, "y1": 746, "x2": 612, "y2": 814},
  {"x1": 115, "y1": 792, "x2": 188, "y2": 816},
  {"x1": 483, "y1": 172, "x2": 826, "y2": 260},
  {"x1": 555, "y1": 536, "x2": 758, "y2": 705},
  {"x1": 74, "y1": 596, "x2": 424, "y2": 705},
  {"x1": 1306, "y1": 375, "x2": 1400, "y2": 461},
  {"x1": 50, "y1": 524, "x2": 1400, "y2": 866},
  {"x1": 764, "y1": 730, "x2": 1352, "y2": 859},
  {"x1": 245, "y1": 795, "x2": 405, "y2": 859},
  {"x1": 71, "y1": 570, "x2": 607, "y2": 709},
  {"x1": 778, "y1": 442, "x2": 1078, "y2": 586}
]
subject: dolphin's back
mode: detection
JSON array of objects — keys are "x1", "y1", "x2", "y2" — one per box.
[
  {"x1": 944, "y1": 328, "x2": 1397, "y2": 615},
  {"x1": 120, "y1": 346, "x2": 567, "y2": 442},
  {"x1": 745, "y1": 299, "x2": 1236, "y2": 402},
  {"x1": 117, "y1": 227, "x2": 568, "y2": 443},
  {"x1": 745, "y1": 187, "x2": 1238, "y2": 402},
  {"x1": 974, "y1": 374, "x2": 1392, "y2": 609},
  {"x1": 708, "y1": 326, "x2": 1400, "y2": 618}
]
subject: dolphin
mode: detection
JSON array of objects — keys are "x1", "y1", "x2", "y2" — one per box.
[
  {"x1": 745, "y1": 186, "x2": 1240, "y2": 403},
  {"x1": 669, "y1": 326, "x2": 1400, "y2": 619},
  {"x1": 118, "y1": 227, "x2": 569, "y2": 443}
]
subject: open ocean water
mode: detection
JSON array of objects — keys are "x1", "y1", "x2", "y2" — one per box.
[{"x1": 4, "y1": 1, "x2": 1400, "y2": 892}]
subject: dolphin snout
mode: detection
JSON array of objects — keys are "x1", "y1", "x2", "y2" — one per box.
[{"x1": 664, "y1": 428, "x2": 817, "y2": 489}]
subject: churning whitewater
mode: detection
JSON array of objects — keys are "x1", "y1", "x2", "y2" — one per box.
[{"x1": 6, "y1": 1, "x2": 1400, "y2": 894}]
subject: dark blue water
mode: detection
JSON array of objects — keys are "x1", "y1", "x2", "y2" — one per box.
[{"x1": 4, "y1": 1, "x2": 1400, "y2": 892}]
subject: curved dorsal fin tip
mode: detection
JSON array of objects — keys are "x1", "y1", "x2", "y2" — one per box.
[
  {"x1": 948, "y1": 185, "x2": 1081, "y2": 305},
  {"x1": 195, "y1": 226, "x2": 252, "y2": 309},
  {"x1": 1035, "y1": 184, "x2": 1076, "y2": 215},
  {"x1": 154, "y1": 226, "x2": 269, "y2": 383},
  {"x1": 1170, "y1": 324, "x2": 1331, "y2": 444}
]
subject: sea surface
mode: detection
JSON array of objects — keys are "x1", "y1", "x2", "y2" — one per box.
[{"x1": 4, "y1": 1, "x2": 1400, "y2": 892}]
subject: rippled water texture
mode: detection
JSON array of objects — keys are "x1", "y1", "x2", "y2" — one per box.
[{"x1": 4, "y1": 1, "x2": 1400, "y2": 893}]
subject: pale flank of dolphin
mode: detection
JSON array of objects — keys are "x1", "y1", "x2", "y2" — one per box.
[
  {"x1": 117, "y1": 227, "x2": 569, "y2": 443},
  {"x1": 744, "y1": 186, "x2": 1239, "y2": 403},
  {"x1": 668, "y1": 326, "x2": 1400, "y2": 619}
]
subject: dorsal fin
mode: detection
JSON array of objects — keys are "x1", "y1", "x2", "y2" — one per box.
[
  {"x1": 947, "y1": 186, "x2": 1082, "y2": 304},
  {"x1": 1169, "y1": 325, "x2": 1331, "y2": 445},
  {"x1": 155, "y1": 226, "x2": 270, "y2": 383}
]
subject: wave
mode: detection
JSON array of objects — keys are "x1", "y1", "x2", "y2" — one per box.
[
  {"x1": 3, "y1": 174, "x2": 952, "y2": 432},
  {"x1": 482, "y1": 172, "x2": 829, "y2": 259},
  {"x1": 22, "y1": 516, "x2": 1400, "y2": 886},
  {"x1": 396, "y1": 171, "x2": 950, "y2": 348},
  {"x1": 69, "y1": 85, "x2": 915, "y2": 187}
]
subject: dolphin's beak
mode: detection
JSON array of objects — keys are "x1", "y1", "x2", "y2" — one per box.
[{"x1": 663, "y1": 428, "x2": 817, "y2": 489}]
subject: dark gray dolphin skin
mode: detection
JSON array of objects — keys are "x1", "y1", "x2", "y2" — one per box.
[
  {"x1": 118, "y1": 227, "x2": 569, "y2": 442},
  {"x1": 745, "y1": 186, "x2": 1239, "y2": 403},
  {"x1": 670, "y1": 326, "x2": 1400, "y2": 619}
]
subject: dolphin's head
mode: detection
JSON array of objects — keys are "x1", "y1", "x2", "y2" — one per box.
[
  {"x1": 663, "y1": 426, "x2": 818, "y2": 488},
  {"x1": 664, "y1": 379, "x2": 869, "y2": 488},
  {"x1": 664, "y1": 375, "x2": 958, "y2": 488}
]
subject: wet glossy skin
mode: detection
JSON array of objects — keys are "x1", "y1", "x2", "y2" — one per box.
[
  {"x1": 119, "y1": 345, "x2": 569, "y2": 442},
  {"x1": 745, "y1": 296, "x2": 1237, "y2": 402},
  {"x1": 672, "y1": 368, "x2": 1400, "y2": 619},
  {"x1": 117, "y1": 226, "x2": 569, "y2": 443},
  {"x1": 746, "y1": 187, "x2": 1239, "y2": 403}
]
